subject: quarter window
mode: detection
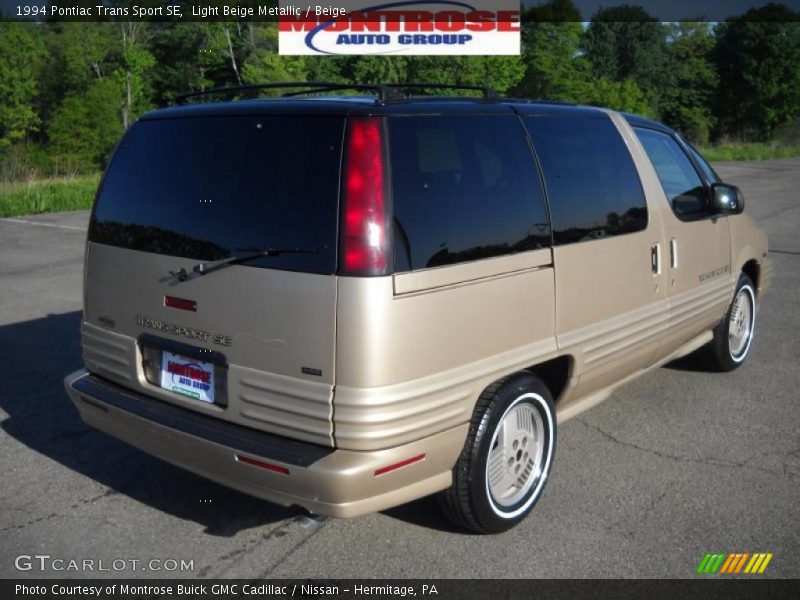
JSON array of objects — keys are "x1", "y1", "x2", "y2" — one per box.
[
  {"x1": 634, "y1": 128, "x2": 709, "y2": 216},
  {"x1": 388, "y1": 116, "x2": 550, "y2": 272},
  {"x1": 524, "y1": 115, "x2": 648, "y2": 245},
  {"x1": 684, "y1": 141, "x2": 720, "y2": 184}
]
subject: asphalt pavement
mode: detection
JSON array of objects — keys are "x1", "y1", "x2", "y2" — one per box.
[{"x1": 0, "y1": 159, "x2": 798, "y2": 579}]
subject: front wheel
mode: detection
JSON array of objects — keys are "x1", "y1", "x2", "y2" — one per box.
[
  {"x1": 438, "y1": 373, "x2": 556, "y2": 534},
  {"x1": 704, "y1": 273, "x2": 757, "y2": 371}
]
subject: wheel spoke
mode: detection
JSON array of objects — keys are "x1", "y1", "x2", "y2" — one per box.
[
  {"x1": 486, "y1": 400, "x2": 548, "y2": 508},
  {"x1": 488, "y1": 448, "x2": 514, "y2": 492},
  {"x1": 728, "y1": 287, "x2": 753, "y2": 357}
]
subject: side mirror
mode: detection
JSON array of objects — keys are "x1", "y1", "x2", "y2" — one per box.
[{"x1": 711, "y1": 183, "x2": 744, "y2": 214}]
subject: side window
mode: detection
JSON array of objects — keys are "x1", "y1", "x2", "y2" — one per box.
[
  {"x1": 523, "y1": 115, "x2": 648, "y2": 246},
  {"x1": 634, "y1": 128, "x2": 709, "y2": 216},
  {"x1": 388, "y1": 116, "x2": 551, "y2": 272}
]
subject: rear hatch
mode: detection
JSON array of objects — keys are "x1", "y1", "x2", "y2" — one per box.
[{"x1": 82, "y1": 112, "x2": 344, "y2": 446}]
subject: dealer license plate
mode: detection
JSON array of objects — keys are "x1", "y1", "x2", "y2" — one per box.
[{"x1": 160, "y1": 351, "x2": 215, "y2": 403}]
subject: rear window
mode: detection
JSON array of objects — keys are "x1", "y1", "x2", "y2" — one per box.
[
  {"x1": 89, "y1": 115, "x2": 343, "y2": 274},
  {"x1": 523, "y1": 115, "x2": 647, "y2": 245},
  {"x1": 388, "y1": 116, "x2": 550, "y2": 272}
]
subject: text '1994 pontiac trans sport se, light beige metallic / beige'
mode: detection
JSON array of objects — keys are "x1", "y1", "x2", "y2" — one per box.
[{"x1": 64, "y1": 83, "x2": 771, "y2": 533}]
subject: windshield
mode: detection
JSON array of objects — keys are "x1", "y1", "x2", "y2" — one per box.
[{"x1": 89, "y1": 115, "x2": 344, "y2": 274}]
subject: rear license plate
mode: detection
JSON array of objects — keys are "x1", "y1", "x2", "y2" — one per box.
[{"x1": 160, "y1": 351, "x2": 215, "y2": 403}]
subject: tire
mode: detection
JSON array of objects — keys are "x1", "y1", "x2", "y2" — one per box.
[
  {"x1": 703, "y1": 273, "x2": 757, "y2": 371},
  {"x1": 438, "y1": 372, "x2": 556, "y2": 534}
]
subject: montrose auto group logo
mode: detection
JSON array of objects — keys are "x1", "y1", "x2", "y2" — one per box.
[{"x1": 278, "y1": 0, "x2": 520, "y2": 55}]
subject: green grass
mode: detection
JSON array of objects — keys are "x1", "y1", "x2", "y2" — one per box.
[
  {"x1": 699, "y1": 143, "x2": 800, "y2": 162},
  {"x1": 0, "y1": 174, "x2": 100, "y2": 218}
]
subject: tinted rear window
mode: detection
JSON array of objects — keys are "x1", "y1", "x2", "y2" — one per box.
[
  {"x1": 89, "y1": 115, "x2": 343, "y2": 274},
  {"x1": 388, "y1": 116, "x2": 550, "y2": 271},
  {"x1": 523, "y1": 115, "x2": 647, "y2": 245}
]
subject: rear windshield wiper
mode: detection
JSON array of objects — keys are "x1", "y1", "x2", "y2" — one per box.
[{"x1": 191, "y1": 245, "x2": 326, "y2": 277}]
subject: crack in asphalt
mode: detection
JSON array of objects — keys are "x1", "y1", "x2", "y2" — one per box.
[
  {"x1": 604, "y1": 486, "x2": 672, "y2": 538},
  {"x1": 0, "y1": 488, "x2": 119, "y2": 535},
  {"x1": 575, "y1": 418, "x2": 800, "y2": 482},
  {"x1": 197, "y1": 515, "x2": 328, "y2": 578},
  {"x1": 256, "y1": 516, "x2": 330, "y2": 578}
]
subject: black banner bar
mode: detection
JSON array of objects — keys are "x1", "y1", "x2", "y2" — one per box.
[
  {"x1": 3, "y1": 579, "x2": 800, "y2": 600},
  {"x1": 1, "y1": 0, "x2": 800, "y2": 23}
]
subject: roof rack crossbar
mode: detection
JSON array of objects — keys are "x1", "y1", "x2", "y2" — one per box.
[
  {"x1": 174, "y1": 81, "x2": 498, "y2": 106},
  {"x1": 383, "y1": 83, "x2": 498, "y2": 101}
]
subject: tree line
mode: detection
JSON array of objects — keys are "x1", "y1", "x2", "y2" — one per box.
[{"x1": 1, "y1": 0, "x2": 799, "y2": 179}]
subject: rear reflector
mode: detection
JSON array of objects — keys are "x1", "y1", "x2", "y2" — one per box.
[
  {"x1": 235, "y1": 454, "x2": 290, "y2": 475},
  {"x1": 342, "y1": 117, "x2": 388, "y2": 275},
  {"x1": 164, "y1": 296, "x2": 197, "y2": 312},
  {"x1": 374, "y1": 453, "x2": 426, "y2": 477}
]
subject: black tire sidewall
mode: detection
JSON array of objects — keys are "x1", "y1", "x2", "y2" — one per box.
[{"x1": 469, "y1": 374, "x2": 556, "y2": 532}]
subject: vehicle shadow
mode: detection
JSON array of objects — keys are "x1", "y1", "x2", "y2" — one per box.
[
  {"x1": 382, "y1": 495, "x2": 473, "y2": 534},
  {"x1": 0, "y1": 311, "x2": 301, "y2": 536},
  {"x1": 662, "y1": 349, "x2": 714, "y2": 373}
]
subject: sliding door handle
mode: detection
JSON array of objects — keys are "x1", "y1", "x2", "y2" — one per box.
[
  {"x1": 670, "y1": 238, "x2": 678, "y2": 269},
  {"x1": 651, "y1": 243, "x2": 662, "y2": 275}
]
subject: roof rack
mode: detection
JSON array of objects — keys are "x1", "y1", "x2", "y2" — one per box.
[
  {"x1": 174, "y1": 81, "x2": 498, "y2": 105},
  {"x1": 384, "y1": 83, "x2": 498, "y2": 101}
]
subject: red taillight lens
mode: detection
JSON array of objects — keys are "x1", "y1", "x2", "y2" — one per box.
[
  {"x1": 374, "y1": 453, "x2": 426, "y2": 477},
  {"x1": 235, "y1": 454, "x2": 290, "y2": 475},
  {"x1": 342, "y1": 117, "x2": 388, "y2": 275}
]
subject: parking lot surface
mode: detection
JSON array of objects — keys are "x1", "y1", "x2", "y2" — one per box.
[{"x1": 0, "y1": 159, "x2": 798, "y2": 578}]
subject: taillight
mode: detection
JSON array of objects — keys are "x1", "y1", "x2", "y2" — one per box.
[
  {"x1": 342, "y1": 117, "x2": 388, "y2": 275},
  {"x1": 235, "y1": 454, "x2": 290, "y2": 475}
]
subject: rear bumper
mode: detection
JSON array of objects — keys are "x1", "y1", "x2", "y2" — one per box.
[{"x1": 64, "y1": 370, "x2": 466, "y2": 518}]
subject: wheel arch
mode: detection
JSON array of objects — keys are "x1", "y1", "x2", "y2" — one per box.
[
  {"x1": 741, "y1": 259, "x2": 760, "y2": 295},
  {"x1": 524, "y1": 355, "x2": 573, "y2": 405}
]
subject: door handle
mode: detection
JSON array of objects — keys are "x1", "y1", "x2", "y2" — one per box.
[
  {"x1": 651, "y1": 243, "x2": 661, "y2": 275},
  {"x1": 670, "y1": 238, "x2": 678, "y2": 269}
]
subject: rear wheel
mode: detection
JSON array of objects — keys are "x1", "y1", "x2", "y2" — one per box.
[
  {"x1": 438, "y1": 373, "x2": 556, "y2": 534},
  {"x1": 704, "y1": 273, "x2": 757, "y2": 371}
]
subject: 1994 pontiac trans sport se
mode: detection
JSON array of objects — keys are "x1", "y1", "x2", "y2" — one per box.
[{"x1": 64, "y1": 82, "x2": 770, "y2": 533}]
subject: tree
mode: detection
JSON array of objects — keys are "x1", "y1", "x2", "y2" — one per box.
[
  {"x1": 349, "y1": 56, "x2": 409, "y2": 84},
  {"x1": 581, "y1": 78, "x2": 655, "y2": 116},
  {"x1": 661, "y1": 22, "x2": 718, "y2": 143},
  {"x1": 242, "y1": 25, "x2": 309, "y2": 86},
  {"x1": 48, "y1": 78, "x2": 122, "y2": 171},
  {"x1": 0, "y1": 23, "x2": 45, "y2": 148},
  {"x1": 116, "y1": 23, "x2": 155, "y2": 130},
  {"x1": 582, "y1": 5, "x2": 674, "y2": 113},
  {"x1": 713, "y1": 3, "x2": 800, "y2": 141},
  {"x1": 148, "y1": 24, "x2": 209, "y2": 103},
  {"x1": 405, "y1": 57, "x2": 526, "y2": 93},
  {"x1": 61, "y1": 23, "x2": 116, "y2": 90},
  {"x1": 515, "y1": 0, "x2": 586, "y2": 100},
  {"x1": 515, "y1": 21, "x2": 589, "y2": 101}
]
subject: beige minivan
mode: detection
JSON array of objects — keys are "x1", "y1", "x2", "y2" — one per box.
[{"x1": 64, "y1": 83, "x2": 770, "y2": 533}]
